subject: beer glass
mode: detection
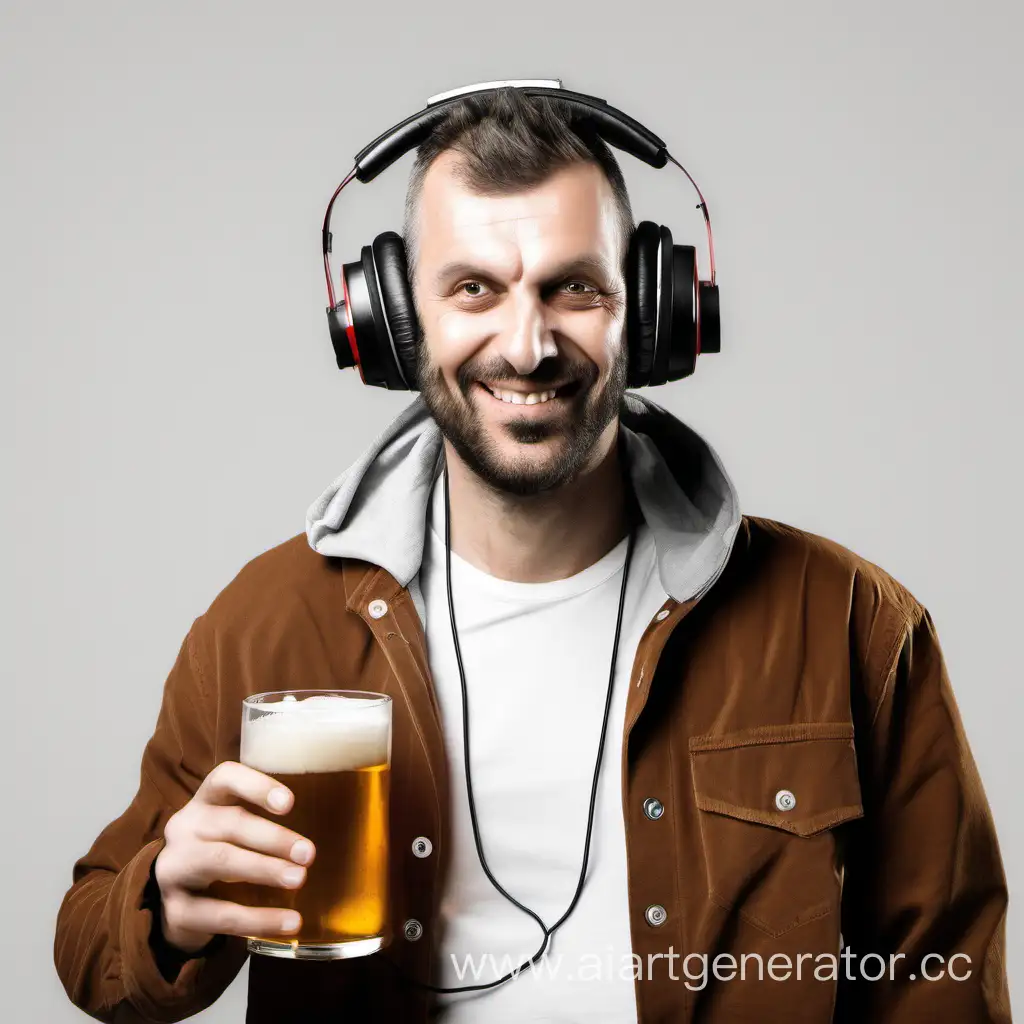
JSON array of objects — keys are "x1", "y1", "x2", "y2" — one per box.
[{"x1": 218, "y1": 689, "x2": 392, "y2": 960}]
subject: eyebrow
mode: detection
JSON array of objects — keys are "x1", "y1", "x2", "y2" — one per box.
[{"x1": 433, "y1": 254, "x2": 616, "y2": 290}]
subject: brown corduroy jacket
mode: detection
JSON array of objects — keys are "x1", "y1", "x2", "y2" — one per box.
[{"x1": 54, "y1": 397, "x2": 1012, "y2": 1023}]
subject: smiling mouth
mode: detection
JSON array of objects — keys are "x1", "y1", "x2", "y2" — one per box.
[{"x1": 476, "y1": 380, "x2": 582, "y2": 407}]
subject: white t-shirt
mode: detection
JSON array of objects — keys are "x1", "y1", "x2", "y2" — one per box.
[{"x1": 410, "y1": 473, "x2": 670, "y2": 1023}]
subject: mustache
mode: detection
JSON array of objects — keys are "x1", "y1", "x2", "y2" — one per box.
[{"x1": 455, "y1": 358, "x2": 596, "y2": 393}]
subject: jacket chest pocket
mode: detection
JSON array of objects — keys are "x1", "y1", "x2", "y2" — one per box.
[{"x1": 689, "y1": 722, "x2": 864, "y2": 938}]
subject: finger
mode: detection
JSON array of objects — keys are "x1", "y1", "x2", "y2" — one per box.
[
  {"x1": 197, "y1": 804, "x2": 316, "y2": 865},
  {"x1": 196, "y1": 761, "x2": 294, "y2": 815},
  {"x1": 183, "y1": 841, "x2": 310, "y2": 891},
  {"x1": 167, "y1": 891, "x2": 302, "y2": 941}
]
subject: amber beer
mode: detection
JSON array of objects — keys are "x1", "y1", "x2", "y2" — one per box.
[{"x1": 225, "y1": 690, "x2": 392, "y2": 960}]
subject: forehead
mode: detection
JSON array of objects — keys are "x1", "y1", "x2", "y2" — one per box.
[{"x1": 415, "y1": 151, "x2": 621, "y2": 269}]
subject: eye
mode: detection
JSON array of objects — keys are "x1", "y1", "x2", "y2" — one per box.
[
  {"x1": 554, "y1": 280, "x2": 604, "y2": 305},
  {"x1": 457, "y1": 280, "x2": 491, "y2": 298}
]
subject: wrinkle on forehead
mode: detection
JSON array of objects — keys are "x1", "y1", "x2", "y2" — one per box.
[
  {"x1": 441, "y1": 183, "x2": 599, "y2": 230},
  {"x1": 454, "y1": 210, "x2": 548, "y2": 231},
  {"x1": 448, "y1": 187, "x2": 565, "y2": 221}
]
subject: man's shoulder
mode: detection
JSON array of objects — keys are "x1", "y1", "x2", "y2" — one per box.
[
  {"x1": 195, "y1": 533, "x2": 379, "y2": 642},
  {"x1": 740, "y1": 514, "x2": 924, "y2": 628}
]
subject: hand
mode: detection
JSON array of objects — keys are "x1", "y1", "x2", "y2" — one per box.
[{"x1": 152, "y1": 760, "x2": 316, "y2": 954}]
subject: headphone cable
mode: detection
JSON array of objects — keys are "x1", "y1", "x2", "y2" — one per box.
[{"x1": 384, "y1": 447, "x2": 637, "y2": 995}]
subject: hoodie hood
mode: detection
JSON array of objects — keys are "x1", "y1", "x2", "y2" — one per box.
[{"x1": 306, "y1": 392, "x2": 742, "y2": 604}]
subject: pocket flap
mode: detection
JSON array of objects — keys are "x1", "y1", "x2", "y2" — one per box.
[{"x1": 689, "y1": 722, "x2": 864, "y2": 837}]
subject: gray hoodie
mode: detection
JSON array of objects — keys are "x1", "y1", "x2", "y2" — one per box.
[{"x1": 306, "y1": 391, "x2": 743, "y2": 620}]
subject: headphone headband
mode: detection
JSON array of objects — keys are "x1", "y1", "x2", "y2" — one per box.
[{"x1": 352, "y1": 83, "x2": 669, "y2": 183}]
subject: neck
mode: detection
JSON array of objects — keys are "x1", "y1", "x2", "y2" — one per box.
[{"x1": 441, "y1": 423, "x2": 629, "y2": 583}]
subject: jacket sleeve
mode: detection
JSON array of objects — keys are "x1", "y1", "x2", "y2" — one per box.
[
  {"x1": 837, "y1": 602, "x2": 1012, "y2": 1022},
  {"x1": 53, "y1": 621, "x2": 248, "y2": 1022}
]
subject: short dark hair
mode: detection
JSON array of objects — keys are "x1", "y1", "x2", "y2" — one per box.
[{"x1": 403, "y1": 87, "x2": 634, "y2": 279}]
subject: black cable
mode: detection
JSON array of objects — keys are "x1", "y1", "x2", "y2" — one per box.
[{"x1": 386, "y1": 443, "x2": 638, "y2": 996}]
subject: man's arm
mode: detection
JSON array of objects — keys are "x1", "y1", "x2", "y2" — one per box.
[
  {"x1": 53, "y1": 622, "x2": 247, "y2": 1022},
  {"x1": 838, "y1": 601, "x2": 1012, "y2": 1022}
]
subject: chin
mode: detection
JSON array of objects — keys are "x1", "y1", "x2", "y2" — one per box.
[{"x1": 475, "y1": 443, "x2": 585, "y2": 497}]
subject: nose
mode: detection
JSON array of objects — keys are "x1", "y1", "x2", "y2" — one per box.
[{"x1": 493, "y1": 287, "x2": 558, "y2": 376}]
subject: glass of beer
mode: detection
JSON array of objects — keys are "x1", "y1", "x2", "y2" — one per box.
[{"x1": 227, "y1": 689, "x2": 391, "y2": 960}]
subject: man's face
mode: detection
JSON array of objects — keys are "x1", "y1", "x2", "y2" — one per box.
[{"x1": 411, "y1": 152, "x2": 629, "y2": 497}]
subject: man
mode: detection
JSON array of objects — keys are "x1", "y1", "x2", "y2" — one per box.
[{"x1": 54, "y1": 88, "x2": 1011, "y2": 1022}]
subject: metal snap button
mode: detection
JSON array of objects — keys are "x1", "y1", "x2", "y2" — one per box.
[
  {"x1": 655, "y1": 609, "x2": 670, "y2": 622},
  {"x1": 403, "y1": 918, "x2": 423, "y2": 941},
  {"x1": 775, "y1": 789, "x2": 797, "y2": 812},
  {"x1": 645, "y1": 904, "x2": 667, "y2": 927},
  {"x1": 368, "y1": 599, "x2": 388, "y2": 619},
  {"x1": 643, "y1": 798, "x2": 665, "y2": 820},
  {"x1": 411, "y1": 836, "x2": 433, "y2": 858}
]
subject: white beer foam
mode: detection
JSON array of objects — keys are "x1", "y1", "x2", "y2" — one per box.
[{"x1": 242, "y1": 695, "x2": 391, "y2": 774}]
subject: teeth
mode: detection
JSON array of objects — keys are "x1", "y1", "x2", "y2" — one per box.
[{"x1": 489, "y1": 387, "x2": 557, "y2": 405}]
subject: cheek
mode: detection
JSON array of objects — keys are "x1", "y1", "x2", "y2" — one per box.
[
  {"x1": 435, "y1": 307, "x2": 496, "y2": 342},
  {"x1": 423, "y1": 306, "x2": 499, "y2": 375},
  {"x1": 559, "y1": 309, "x2": 624, "y2": 374}
]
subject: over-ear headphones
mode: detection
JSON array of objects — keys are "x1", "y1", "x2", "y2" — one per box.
[{"x1": 321, "y1": 79, "x2": 721, "y2": 391}]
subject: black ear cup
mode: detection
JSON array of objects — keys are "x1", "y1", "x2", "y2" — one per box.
[
  {"x1": 648, "y1": 224, "x2": 675, "y2": 388},
  {"x1": 338, "y1": 231, "x2": 419, "y2": 390},
  {"x1": 353, "y1": 246, "x2": 403, "y2": 389},
  {"x1": 667, "y1": 243, "x2": 698, "y2": 381},
  {"x1": 625, "y1": 220, "x2": 711, "y2": 386},
  {"x1": 625, "y1": 221, "x2": 661, "y2": 388},
  {"x1": 370, "y1": 232, "x2": 420, "y2": 389}
]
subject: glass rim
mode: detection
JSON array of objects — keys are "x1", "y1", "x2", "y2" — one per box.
[{"x1": 243, "y1": 689, "x2": 392, "y2": 709}]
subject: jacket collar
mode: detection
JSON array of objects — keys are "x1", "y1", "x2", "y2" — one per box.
[{"x1": 306, "y1": 391, "x2": 742, "y2": 604}]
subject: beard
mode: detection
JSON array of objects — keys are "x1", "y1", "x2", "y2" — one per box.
[{"x1": 415, "y1": 339, "x2": 628, "y2": 497}]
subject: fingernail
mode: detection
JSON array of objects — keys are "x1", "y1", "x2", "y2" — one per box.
[
  {"x1": 282, "y1": 912, "x2": 301, "y2": 932},
  {"x1": 282, "y1": 867, "x2": 305, "y2": 887},
  {"x1": 267, "y1": 788, "x2": 290, "y2": 811},
  {"x1": 290, "y1": 840, "x2": 313, "y2": 865}
]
